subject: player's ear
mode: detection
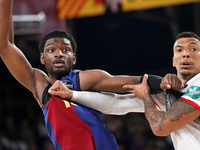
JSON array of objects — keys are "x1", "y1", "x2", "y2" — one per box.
[
  {"x1": 40, "y1": 53, "x2": 45, "y2": 65},
  {"x1": 72, "y1": 53, "x2": 76, "y2": 65},
  {"x1": 172, "y1": 57, "x2": 175, "y2": 67}
]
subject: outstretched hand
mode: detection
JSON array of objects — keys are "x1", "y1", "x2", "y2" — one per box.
[
  {"x1": 48, "y1": 80, "x2": 73, "y2": 99},
  {"x1": 160, "y1": 73, "x2": 182, "y2": 91},
  {"x1": 123, "y1": 74, "x2": 150, "y2": 100}
]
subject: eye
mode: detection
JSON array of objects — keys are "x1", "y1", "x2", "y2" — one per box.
[
  {"x1": 191, "y1": 48, "x2": 197, "y2": 51},
  {"x1": 176, "y1": 49, "x2": 182, "y2": 52},
  {"x1": 62, "y1": 47, "x2": 72, "y2": 53},
  {"x1": 48, "y1": 49, "x2": 55, "y2": 53},
  {"x1": 63, "y1": 48, "x2": 69, "y2": 52}
]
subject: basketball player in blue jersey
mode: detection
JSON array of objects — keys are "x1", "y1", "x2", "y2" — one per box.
[{"x1": 0, "y1": 0, "x2": 143, "y2": 149}]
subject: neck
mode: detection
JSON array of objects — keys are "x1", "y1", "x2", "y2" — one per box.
[
  {"x1": 48, "y1": 74, "x2": 65, "y2": 85},
  {"x1": 48, "y1": 69, "x2": 73, "y2": 85},
  {"x1": 49, "y1": 76, "x2": 60, "y2": 85},
  {"x1": 181, "y1": 78, "x2": 189, "y2": 86},
  {"x1": 178, "y1": 73, "x2": 196, "y2": 86}
]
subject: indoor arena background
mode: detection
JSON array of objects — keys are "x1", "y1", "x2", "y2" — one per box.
[{"x1": 0, "y1": 0, "x2": 200, "y2": 149}]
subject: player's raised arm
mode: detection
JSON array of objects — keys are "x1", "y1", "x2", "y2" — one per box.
[
  {"x1": 0, "y1": 0, "x2": 12, "y2": 46},
  {"x1": 0, "y1": 0, "x2": 38, "y2": 93}
]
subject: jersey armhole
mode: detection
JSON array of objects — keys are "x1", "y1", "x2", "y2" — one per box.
[
  {"x1": 42, "y1": 84, "x2": 52, "y2": 105},
  {"x1": 76, "y1": 71, "x2": 81, "y2": 91}
]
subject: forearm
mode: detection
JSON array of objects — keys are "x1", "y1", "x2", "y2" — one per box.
[
  {"x1": 72, "y1": 91, "x2": 144, "y2": 115},
  {"x1": 143, "y1": 93, "x2": 167, "y2": 136}
]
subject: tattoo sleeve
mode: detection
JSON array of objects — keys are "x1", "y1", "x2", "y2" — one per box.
[
  {"x1": 143, "y1": 93, "x2": 166, "y2": 131},
  {"x1": 143, "y1": 93, "x2": 197, "y2": 133}
]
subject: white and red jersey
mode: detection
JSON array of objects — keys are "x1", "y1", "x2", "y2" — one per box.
[{"x1": 153, "y1": 73, "x2": 200, "y2": 150}]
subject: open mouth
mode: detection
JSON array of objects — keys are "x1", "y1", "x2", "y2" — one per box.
[
  {"x1": 180, "y1": 61, "x2": 192, "y2": 68},
  {"x1": 181, "y1": 62, "x2": 191, "y2": 65},
  {"x1": 53, "y1": 59, "x2": 65, "y2": 67}
]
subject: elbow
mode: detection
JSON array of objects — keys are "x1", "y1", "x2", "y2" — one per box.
[
  {"x1": 151, "y1": 128, "x2": 170, "y2": 137},
  {"x1": 0, "y1": 42, "x2": 10, "y2": 53},
  {"x1": 0, "y1": 43, "x2": 5, "y2": 52}
]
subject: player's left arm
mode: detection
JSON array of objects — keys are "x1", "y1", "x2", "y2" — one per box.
[
  {"x1": 79, "y1": 70, "x2": 178, "y2": 94},
  {"x1": 79, "y1": 69, "x2": 141, "y2": 92}
]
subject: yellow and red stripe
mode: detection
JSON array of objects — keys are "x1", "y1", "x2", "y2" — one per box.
[
  {"x1": 122, "y1": 0, "x2": 200, "y2": 12},
  {"x1": 57, "y1": 0, "x2": 106, "y2": 19}
]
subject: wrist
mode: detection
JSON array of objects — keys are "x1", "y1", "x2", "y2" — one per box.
[
  {"x1": 143, "y1": 92, "x2": 151, "y2": 100},
  {"x1": 140, "y1": 74, "x2": 162, "y2": 94},
  {"x1": 70, "y1": 91, "x2": 78, "y2": 101}
]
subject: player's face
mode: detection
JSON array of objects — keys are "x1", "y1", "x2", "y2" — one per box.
[
  {"x1": 40, "y1": 37, "x2": 76, "y2": 78},
  {"x1": 173, "y1": 37, "x2": 200, "y2": 79}
]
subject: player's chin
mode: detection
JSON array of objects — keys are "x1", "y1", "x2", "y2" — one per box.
[{"x1": 180, "y1": 71, "x2": 193, "y2": 78}]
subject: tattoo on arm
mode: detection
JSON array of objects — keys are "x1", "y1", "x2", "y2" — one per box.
[
  {"x1": 168, "y1": 99, "x2": 197, "y2": 122},
  {"x1": 143, "y1": 93, "x2": 165, "y2": 131},
  {"x1": 143, "y1": 94, "x2": 197, "y2": 132}
]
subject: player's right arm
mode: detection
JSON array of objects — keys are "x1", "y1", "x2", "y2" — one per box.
[
  {"x1": 48, "y1": 80, "x2": 145, "y2": 114},
  {"x1": 0, "y1": 0, "x2": 47, "y2": 105}
]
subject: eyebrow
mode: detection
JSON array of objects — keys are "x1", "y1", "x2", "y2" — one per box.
[
  {"x1": 175, "y1": 45, "x2": 182, "y2": 48},
  {"x1": 175, "y1": 42, "x2": 199, "y2": 48},
  {"x1": 189, "y1": 42, "x2": 198, "y2": 46}
]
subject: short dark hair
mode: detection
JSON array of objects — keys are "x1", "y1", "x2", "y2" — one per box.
[
  {"x1": 176, "y1": 31, "x2": 200, "y2": 41},
  {"x1": 38, "y1": 29, "x2": 77, "y2": 53}
]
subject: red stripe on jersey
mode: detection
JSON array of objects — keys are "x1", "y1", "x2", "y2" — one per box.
[
  {"x1": 46, "y1": 96, "x2": 95, "y2": 149},
  {"x1": 181, "y1": 97, "x2": 200, "y2": 111},
  {"x1": 154, "y1": 100, "x2": 161, "y2": 109}
]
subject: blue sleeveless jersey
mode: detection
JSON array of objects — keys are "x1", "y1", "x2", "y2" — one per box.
[{"x1": 42, "y1": 70, "x2": 119, "y2": 150}]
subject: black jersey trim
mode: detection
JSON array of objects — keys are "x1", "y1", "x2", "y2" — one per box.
[
  {"x1": 42, "y1": 83, "x2": 52, "y2": 105},
  {"x1": 76, "y1": 71, "x2": 81, "y2": 91}
]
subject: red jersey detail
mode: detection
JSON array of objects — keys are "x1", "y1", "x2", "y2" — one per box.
[
  {"x1": 46, "y1": 96, "x2": 95, "y2": 149},
  {"x1": 154, "y1": 100, "x2": 161, "y2": 109},
  {"x1": 181, "y1": 97, "x2": 200, "y2": 111}
]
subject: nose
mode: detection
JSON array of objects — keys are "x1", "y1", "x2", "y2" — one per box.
[
  {"x1": 55, "y1": 49, "x2": 63, "y2": 57},
  {"x1": 182, "y1": 50, "x2": 190, "y2": 58}
]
